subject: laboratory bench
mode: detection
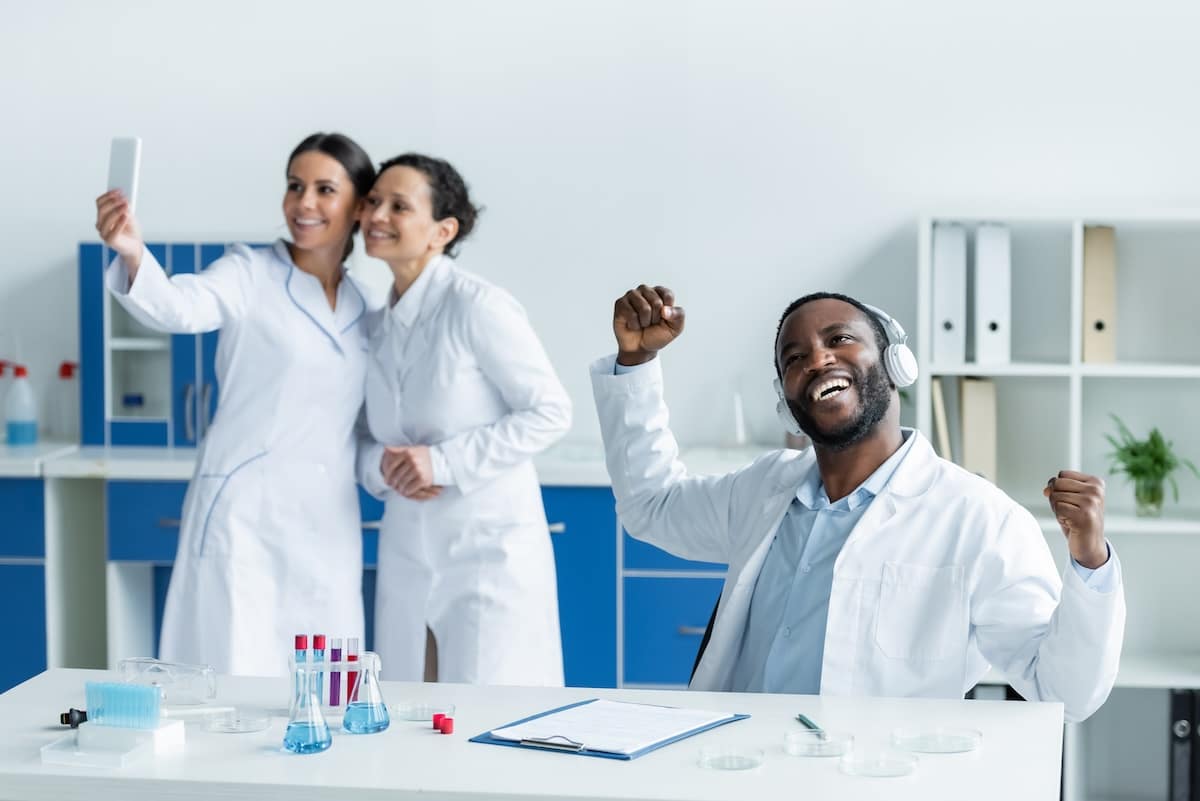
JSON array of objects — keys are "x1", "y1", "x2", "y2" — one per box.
[
  {"x1": 9, "y1": 440, "x2": 1200, "y2": 800},
  {"x1": 0, "y1": 667, "x2": 1065, "y2": 801}
]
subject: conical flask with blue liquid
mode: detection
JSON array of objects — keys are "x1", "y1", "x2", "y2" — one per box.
[
  {"x1": 342, "y1": 651, "x2": 389, "y2": 734},
  {"x1": 284, "y1": 664, "x2": 332, "y2": 754}
]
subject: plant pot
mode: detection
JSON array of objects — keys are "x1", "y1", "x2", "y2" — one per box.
[{"x1": 1134, "y1": 477, "x2": 1164, "y2": 517}]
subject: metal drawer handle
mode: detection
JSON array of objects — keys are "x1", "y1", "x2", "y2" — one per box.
[
  {"x1": 157, "y1": 518, "x2": 182, "y2": 529},
  {"x1": 548, "y1": 522, "x2": 566, "y2": 535},
  {"x1": 678, "y1": 626, "x2": 707, "y2": 637},
  {"x1": 362, "y1": 521, "x2": 382, "y2": 531},
  {"x1": 183, "y1": 384, "x2": 196, "y2": 443}
]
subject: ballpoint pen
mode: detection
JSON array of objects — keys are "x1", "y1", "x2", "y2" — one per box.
[{"x1": 795, "y1": 713, "x2": 830, "y2": 740}]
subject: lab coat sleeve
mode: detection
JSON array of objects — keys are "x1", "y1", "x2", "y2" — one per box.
[
  {"x1": 105, "y1": 244, "x2": 254, "y2": 333},
  {"x1": 971, "y1": 505, "x2": 1126, "y2": 723},
  {"x1": 354, "y1": 405, "x2": 391, "y2": 500},
  {"x1": 432, "y1": 288, "x2": 572, "y2": 494},
  {"x1": 589, "y1": 354, "x2": 747, "y2": 565}
]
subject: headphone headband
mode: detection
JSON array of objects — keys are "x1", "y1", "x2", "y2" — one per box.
[{"x1": 859, "y1": 302, "x2": 908, "y2": 346}]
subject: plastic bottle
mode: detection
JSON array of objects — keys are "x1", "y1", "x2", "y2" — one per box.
[
  {"x1": 5, "y1": 365, "x2": 38, "y2": 445},
  {"x1": 0, "y1": 361, "x2": 10, "y2": 443},
  {"x1": 48, "y1": 361, "x2": 80, "y2": 442}
]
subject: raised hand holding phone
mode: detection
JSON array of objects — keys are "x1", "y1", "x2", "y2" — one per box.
[{"x1": 96, "y1": 137, "x2": 145, "y2": 272}]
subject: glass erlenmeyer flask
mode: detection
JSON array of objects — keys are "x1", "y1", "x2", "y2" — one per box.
[
  {"x1": 284, "y1": 665, "x2": 332, "y2": 754},
  {"x1": 342, "y1": 651, "x2": 389, "y2": 734}
]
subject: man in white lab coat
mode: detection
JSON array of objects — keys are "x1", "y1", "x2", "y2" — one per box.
[{"x1": 591, "y1": 286, "x2": 1125, "y2": 722}]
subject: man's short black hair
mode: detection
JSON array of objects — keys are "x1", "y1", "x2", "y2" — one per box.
[{"x1": 773, "y1": 292, "x2": 890, "y2": 376}]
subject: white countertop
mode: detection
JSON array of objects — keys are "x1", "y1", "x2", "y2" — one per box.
[
  {"x1": 0, "y1": 668, "x2": 1064, "y2": 801},
  {"x1": 34, "y1": 442, "x2": 780, "y2": 486},
  {"x1": 0, "y1": 442, "x2": 77, "y2": 478}
]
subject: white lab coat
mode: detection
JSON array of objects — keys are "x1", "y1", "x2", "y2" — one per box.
[
  {"x1": 591, "y1": 355, "x2": 1125, "y2": 722},
  {"x1": 359, "y1": 255, "x2": 571, "y2": 685},
  {"x1": 106, "y1": 241, "x2": 372, "y2": 676}
]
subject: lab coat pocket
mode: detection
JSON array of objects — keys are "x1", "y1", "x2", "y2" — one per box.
[
  {"x1": 874, "y1": 562, "x2": 965, "y2": 661},
  {"x1": 190, "y1": 451, "x2": 268, "y2": 559}
]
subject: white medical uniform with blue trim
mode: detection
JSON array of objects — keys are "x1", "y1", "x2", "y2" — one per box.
[
  {"x1": 358, "y1": 255, "x2": 571, "y2": 685},
  {"x1": 106, "y1": 241, "x2": 373, "y2": 676}
]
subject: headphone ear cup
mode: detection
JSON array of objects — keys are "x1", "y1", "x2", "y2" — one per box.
[
  {"x1": 884, "y1": 344, "x2": 919, "y2": 388},
  {"x1": 773, "y1": 378, "x2": 804, "y2": 436}
]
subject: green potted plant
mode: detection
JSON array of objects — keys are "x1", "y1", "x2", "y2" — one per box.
[{"x1": 1105, "y1": 414, "x2": 1200, "y2": 517}]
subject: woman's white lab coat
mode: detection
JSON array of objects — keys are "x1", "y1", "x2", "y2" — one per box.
[
  {"x1": 106, "y1": 242, "x2": 372, "y2": 676},
  {"x1": 591, "y1": 355, "x2": 1126, "y2": 723},
  {"x1": 359, "y1": 255, "x2": 571, "y2": 685}
]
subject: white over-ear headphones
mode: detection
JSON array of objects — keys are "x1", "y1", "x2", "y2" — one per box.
[{"x1": 774, "y1": 302, "x2": 918, "y2": 434}]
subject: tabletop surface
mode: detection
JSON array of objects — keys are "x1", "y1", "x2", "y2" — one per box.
[{"x1": 0, "y1": 669, "x2": 1064, "y2": 801}]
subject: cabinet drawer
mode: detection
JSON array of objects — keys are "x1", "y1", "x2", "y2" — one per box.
[
  {"x1": 106, "y1": 481, "x2": 188, "y2": 562},
  {"x1": 623, "y1": 531, "x2": 725, "y2": 572},
  {"x1": 623, "y1": 576, "x2": 723, "y2": 686},
  {"x1": 0, "y1": 479, "x2": 44, "y2": 558}
]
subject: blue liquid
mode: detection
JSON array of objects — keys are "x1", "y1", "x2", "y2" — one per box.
[
  {"x1": 6, "y1": 421, "x2": 36, "y2": 445},
  {"x1": 283, "y1": 721, "x2": 332, "y2": 754},
  {"x1": 342, "y1": 702, "x2": 390, "y2": 734}
]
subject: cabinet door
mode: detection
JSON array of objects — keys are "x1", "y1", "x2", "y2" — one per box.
[
  {"x1": 106, "y1": 480, "x2": 187, "y2": 562},
  {"x1": 79, "y1": 243, "x2": 106, "y2": 446},
  {"x1": 0, "y1": 564, "x2": 46, "y2": 692},
  {"x1": 0, "y1": 479, "x2": 44, "y2": 558},
  {"x1": 623, "y1": 576, "x2": 723, "y2": 686},
  {"x1": 543, "y1": 486, "x2": 618, "y2": 688}
]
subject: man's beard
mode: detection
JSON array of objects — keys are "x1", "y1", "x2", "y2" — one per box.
[{"x1": 790, "y1": 361, "x2": 892, "y2": 451}]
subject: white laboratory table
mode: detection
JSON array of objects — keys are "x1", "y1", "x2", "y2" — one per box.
[
  {"x1": 0, "y1": 443, "x2": 77, "y2": 477},
  {"x1": 0, "y1": 668, "x2": 1064, "y2": 801}
]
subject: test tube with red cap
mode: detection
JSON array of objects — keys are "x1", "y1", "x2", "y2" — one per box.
[
  {"x1": 313, "y1": 635, "x2": 326, "y2": 699},
  {"x1": 346, "y1": 637, "x2": 360, "y2": 701}
]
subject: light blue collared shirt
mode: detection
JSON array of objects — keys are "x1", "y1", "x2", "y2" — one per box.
[{"x1": 731, "y1": 430, "x2": 917, "y2": 693}]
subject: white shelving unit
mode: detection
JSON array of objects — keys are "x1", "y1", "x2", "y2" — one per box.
[{"x1": 917, "y1": 213, "x2": 1200, "y2": 801}]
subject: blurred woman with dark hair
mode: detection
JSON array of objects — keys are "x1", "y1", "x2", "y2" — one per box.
[
  {"x1": 358, "y1": 153, "x2": 571, "y2": 685},
  {"x1": 94, "y1": 132, "x2": 377, "y2": 676}
]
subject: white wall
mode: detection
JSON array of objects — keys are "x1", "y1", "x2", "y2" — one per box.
[{"x1": 4, "y1": 0, "x2": 1200, "y2": 445}]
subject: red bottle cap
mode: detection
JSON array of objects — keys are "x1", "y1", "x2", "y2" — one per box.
[
  {"x1": 294, "y1": 634, "x2": 308, "y2": 650},
  {"x1": 13, "y1": 365, "x2": 27, "y2": 378},
  {"x1": 59, "y1": 361, "x2": 78, "y2": 378},
  {"x1": 313, "y1": 634, "x2": 326, "y2": 650},
  {"x1": 439, "y1": 716, "x2": 454, "y2": 734},
  {"x1": 0, "y1": 360, "x2": 8, "y2": 375},
  {"x1": 432, "y1": 713, "x2": 445, "y2": 730}
]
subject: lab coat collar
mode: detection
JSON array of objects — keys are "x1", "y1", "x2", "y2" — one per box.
[
  {"x1": 783, "y1": 427, "x2": 934, "y2": 501},
  {"x1": 795, "y1": 428, "x2": 917, "y2": 510},
  {"x1": 271, "y1": 240, "x2": 366, "y2": 353},
  {"x1": 387, "y1": 255, "x2": 450, "y2": 329}
]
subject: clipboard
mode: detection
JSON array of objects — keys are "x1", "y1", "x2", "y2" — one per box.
[{"x1": 469, "y1": 698, "x2": 750, "y2": 761}]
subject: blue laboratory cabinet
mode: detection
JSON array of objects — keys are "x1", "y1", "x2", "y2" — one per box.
[
  {"x1": 103, "y1": 481, "x2": 622, "y2": 688},
  {"x1": 79, "y1": 242, "x2": 255, "y2": 447},
  {"x1": 0, "y1": 480, "x2": 48, "y2": 693}
]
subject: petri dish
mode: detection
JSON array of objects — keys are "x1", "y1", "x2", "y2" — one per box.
[
  {"x1": 784, "y1": 729, "x2": 853, "y2": 757},
  {"x1": 698, "y1": 746, "x2": 764, "y2": 771},
  {"x1": 390, "y1": 701, "x2": 456, "y2": 722},
  {"x1": 891, "y1": 727, "x2": 982, "y2": 754},
  {"x1": 839, "y1": 749, "x2": 917, "y2": 778},
  {"x1": 205, "y1": 707, "x2": 272, "y2": 733}
]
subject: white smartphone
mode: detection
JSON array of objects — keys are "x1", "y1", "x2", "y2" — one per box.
[{"x1": 107, "y1": 137, "x2": 142, "y2": 213}]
